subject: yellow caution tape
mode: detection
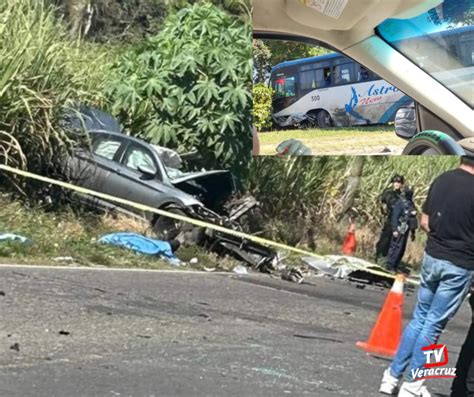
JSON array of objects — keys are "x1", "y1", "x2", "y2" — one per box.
[{"x1": 0, "y1": 164, "x2": 420, "y2": 285}]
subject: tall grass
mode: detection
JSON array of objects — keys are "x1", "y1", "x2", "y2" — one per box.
[
  {"x1": 245, "y1": 156, "x2": 460, "y2": 246},
  {"x1": 0, "y1": 0, "x2": 110, "y2": 182}
]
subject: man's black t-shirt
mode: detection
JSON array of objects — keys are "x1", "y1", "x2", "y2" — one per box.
[{"x1": 422, "y1": 168, "x2": 474, "y2": 270}]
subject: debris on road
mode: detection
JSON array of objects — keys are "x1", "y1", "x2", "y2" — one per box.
[
  {"x1": 0, "y1": 291, "x2": 5, "y2": 296},
  {"x1": 98, "y1": 233, "x2": 182, "y2": 266},
  {"x1": 233, "y1": 265, "x2": 248, "y2": 275},
  {"x1": 58, "y1": 330, "x2": 70, "y2": 336},
  {"x1": 293, "y1": 334, "x2": 343, "y2": 343},
  {"x1": 281, "y1": 267, "x2": 304, "y2": 284},
  {"x1": 302, "y1": 255, "x2": 395, "y2": 286},
  {"x1": 10, "y1": 342, "x2": 20, "y2": 352},
  {"x1": 53, "y1": 256, "x2": 75, "y2": 262}
]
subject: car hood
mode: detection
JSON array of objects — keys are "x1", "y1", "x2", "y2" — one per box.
[
  {"x1": 170, "y1": 170, "x2": 229, "y2": 184},
  {"x1": 170, "y1": 170, "x2": 235, "y2": 213}
]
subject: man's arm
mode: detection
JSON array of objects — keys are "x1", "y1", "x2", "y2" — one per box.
[{"x1": 420, "y1": 213, "x2": 430, "y2": 233}]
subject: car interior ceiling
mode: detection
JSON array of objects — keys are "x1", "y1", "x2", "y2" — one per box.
[{"x1": 254, "y1": 0, "x2": 440, "y2": 51}]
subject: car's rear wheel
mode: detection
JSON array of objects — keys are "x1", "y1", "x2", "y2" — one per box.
[
  {"x1": 402, "y1": 130, "x2": 465, "y2": 155},
  {"x1": 317, "y1": 110, "x2": 332, "y2": 128}
]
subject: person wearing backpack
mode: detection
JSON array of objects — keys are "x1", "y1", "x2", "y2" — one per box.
[
  {"x1": 375, "y1": 175, "x2": 405, "y2": 264},
  {"x1": 385, "y1": 187, "x2": 418, "y2": 272}
]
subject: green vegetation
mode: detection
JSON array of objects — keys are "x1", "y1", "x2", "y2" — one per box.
[
  {"x1": 0, "y1": 0, "x2": 251, "y2": 185},
  {"x1": 108, "y1": 3, "x2": 252, "y2": 174},
  {"x1": 252, "y1": 84, "x2": 273, "y2": 131},
  {"x1": 245, "y1": 155, "x2": 460, "y2": 267},
  {"x1": 0, "y1": 193, "x2": 239, "y2": 270},
  {"x1": 0, "y1": 0, "x2": 110, "y2": 180},
  {"x1": 258, "y1": 126, "x2": 406, "y2": 155},
  {"x1": 52, "y1": 0, "x2": 250, "y2": 42}
]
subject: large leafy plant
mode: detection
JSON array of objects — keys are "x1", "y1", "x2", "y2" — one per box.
[{"x1": 108, "y1": 3, "x2": 252, "y2": 173}]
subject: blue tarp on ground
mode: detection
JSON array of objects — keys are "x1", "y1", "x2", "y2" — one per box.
[{"x1": 98, "y1": 232, "x2": 181, "y2": 266}]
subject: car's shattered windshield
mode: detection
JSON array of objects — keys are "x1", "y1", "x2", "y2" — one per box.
[
  {"x1": 377, "y1": 0, "x2": 474, "y2": 107},
  {"x1": 150, "y1": 144, "x2": 188, "y2": 180}
]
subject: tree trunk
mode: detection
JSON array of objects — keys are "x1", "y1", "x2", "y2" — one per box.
[
  {"x1": 64, "y1": 0, "x2": 92, "y2": 38},
  {"x1": 338, "y1": 156, "x2": 365, "y2": 220}
]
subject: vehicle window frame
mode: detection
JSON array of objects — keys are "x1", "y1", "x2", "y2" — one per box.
[
  {"x1": 120, "y1": 141, "x2": 162, "y2": 180},
  {"x1": 91, "y1": 134, "x2": 125, "y2": 162}
]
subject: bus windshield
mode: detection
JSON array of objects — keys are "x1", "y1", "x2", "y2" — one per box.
[
  {"x1": 272, "y1": 75, "x2": 296, "y2": 98},
  {"x1": 377, "y1": 0, "x2": 474, "y2": 107}
]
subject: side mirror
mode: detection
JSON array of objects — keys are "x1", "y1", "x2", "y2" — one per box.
[
  {"x1": 137, "y1": 165, "x2": 157, "y2": 177},
  {"x1": 394, "y1": 106, "x2": 417, "y2": 140}
]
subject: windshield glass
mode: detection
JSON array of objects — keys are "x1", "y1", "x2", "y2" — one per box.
[
  {"x1": 271, "y1": 75, "x2": 296, "y2": 98},
  {"x1": 150, "y1": 144, "x2": 188, "y2": 180},
  {"x1": 377, "y1": 0, "x2": 474, "y2": 107}
]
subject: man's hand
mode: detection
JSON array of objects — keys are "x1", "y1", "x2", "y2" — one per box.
[{"x1": 420, "y1": 213, "x2": 430, "y2": 233}]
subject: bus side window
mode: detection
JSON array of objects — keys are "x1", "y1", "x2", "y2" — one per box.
[
  {"x1": 299, "y1": 70, "x2": 316, "y2": 92},
  {"x1": 334, "y1": 63, "x2": 354, "y2": 85},
  {"x1": 358, "y1": 66, "x2": 370, "y2": 82},
  {"x1": 459, "y1": 35, "x2": 474, "y2": 66},
  {"x1": 285, "y1": 76, "x2": 296, "y2": 97},
  {"x1": 323, "y1": 67, "x2": 331, "y2": 86}
]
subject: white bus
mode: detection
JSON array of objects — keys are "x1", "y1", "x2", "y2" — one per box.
[
  {"x1": 270, "y1": 52, "x2": 412, "y2": 128},
  {"x1": 270, "y1": 25, "x2": 473, "y2": 129}
]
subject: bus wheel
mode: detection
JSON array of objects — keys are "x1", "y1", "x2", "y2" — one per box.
[
  {"x1": 402, "y1": 130, "x2": 465, "y2": 155},
  {"x1": 317, "y1": 110, "x2": 332, "y2": 129}
]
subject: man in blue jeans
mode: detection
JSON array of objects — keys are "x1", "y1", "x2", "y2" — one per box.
[{"x1": 379, "y1": 155, "x2": 474, "y2": 397}]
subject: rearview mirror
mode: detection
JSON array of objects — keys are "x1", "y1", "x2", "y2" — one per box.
[
  {"x1": 394, "y1": 106, "x2": 417, "y2": 140},
  {"x1": 137, "y1": 165, "x2": 157, "y2": 177}
]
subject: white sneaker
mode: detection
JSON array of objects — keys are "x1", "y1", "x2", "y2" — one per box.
[
  {"x1": 380, "y1": 368, "x2": 400, "y2": 395},
  {"x1": 398, "y1": 380, "x2": 431, "y2": 397}
]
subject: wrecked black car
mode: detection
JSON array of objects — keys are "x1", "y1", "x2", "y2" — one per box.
[{"x1": 64, "y1": 106, "x2": 276, "y2": 269}]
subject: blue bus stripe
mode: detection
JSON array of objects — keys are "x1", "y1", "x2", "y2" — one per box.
[{"x1": 377, "y1": 95, "x2": 413, "y2": 124}]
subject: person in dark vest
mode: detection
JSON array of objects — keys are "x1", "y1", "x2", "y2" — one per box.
[
  {"x1": 385, "y1": 187, "x2": 418, "y2": 272},
  {"x1": 451, "y1": 283, "x2": 474, "y2": 397},
  {"x1": 375, "y1": 174, "x2": 405, "y2": 263}
]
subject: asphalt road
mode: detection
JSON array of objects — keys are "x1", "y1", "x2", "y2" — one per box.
[{"x1": 0, "y1": 265, "x2": 471, "y2": 397}]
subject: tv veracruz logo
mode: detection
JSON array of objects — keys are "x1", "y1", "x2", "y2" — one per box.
[{"x1": 411, "y1": 339, "x2": 457, "y2": 381}]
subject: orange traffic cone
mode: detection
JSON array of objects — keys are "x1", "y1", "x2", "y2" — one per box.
[
  {"x1": 356, "y1": 274, "x2": 405, "y2": 357},
  {"x1": 342, "y1": 223, "x2": 357, "y2": 256}
]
